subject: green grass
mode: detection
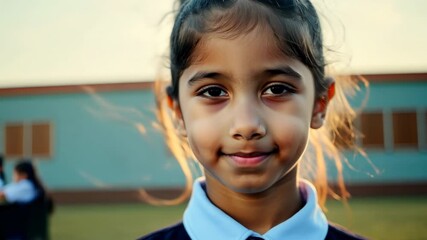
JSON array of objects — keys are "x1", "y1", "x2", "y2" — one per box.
[
  {"x1": 50, "y1": 196, "x2": 427, "y2": 240},
  {"x1": 325, "y1": 196, "x2": 427, "y2": 240},
  {"x1": 50, "y1": 204, "x2": 185, "y2": 240}
]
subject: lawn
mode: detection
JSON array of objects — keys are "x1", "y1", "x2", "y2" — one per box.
[{"x1": 50, "y1": 196, "x2": 427, "y2": 240}]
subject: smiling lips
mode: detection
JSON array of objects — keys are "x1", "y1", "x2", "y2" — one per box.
[{"x1": 226, "y1": 151, "x2": 273, "y2": 167}]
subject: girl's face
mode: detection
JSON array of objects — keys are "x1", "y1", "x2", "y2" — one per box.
[
  {"x1": 13, "y1": 170, "x2": 27, "y2": 182},
  {"x1": 174, "y1": 27, "x2": 325, "y2": 194}
]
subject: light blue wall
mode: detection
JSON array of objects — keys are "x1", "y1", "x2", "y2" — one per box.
[
  {"x1": 342, "y1": 151, "x2": 427, "y2": 184},
  {"x1": 351, "y1": 81, "x2": 427, "y2": 109},
  {"x1": 0, "y1": 89, "x2": 187, "y2": 190}
]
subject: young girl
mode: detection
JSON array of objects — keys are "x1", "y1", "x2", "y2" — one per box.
[
  {"x1": 140, "y1": 0, "x2": 366, "y2": 239},
  {"x1": 0, "y1": 160, "x2": 46, "y2": 204}
]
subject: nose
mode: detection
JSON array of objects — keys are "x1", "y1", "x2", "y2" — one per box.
[{"x1": 229, "y1": 99, "x2": 266, "y2": 141}]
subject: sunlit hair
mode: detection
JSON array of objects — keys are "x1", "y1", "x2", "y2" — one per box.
[{"x1": 152, "y1": 0, "x2": 367, "y2": 207}]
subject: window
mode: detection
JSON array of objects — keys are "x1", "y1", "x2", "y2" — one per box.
[
  {"x1": 31, "y1": 123, "x2": 52, "y2": 156},
  {"x1": 360, "y1": 112, "x2": 384, "y2": 148},
  {"x1": 393, "y1": 112, "x2": 418, "y2": 148},
  {"x1": 5, "y1": 124, "x2": 24, "y2": 157},
  {"x1": 4, "y1": 122, "x2": 52, "y2": 158}
]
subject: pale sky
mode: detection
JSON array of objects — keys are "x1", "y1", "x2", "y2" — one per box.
[{"x1": 0, "y1": 0, "x2": 426, "y2": 88}]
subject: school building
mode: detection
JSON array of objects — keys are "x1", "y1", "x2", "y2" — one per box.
[{"x1": 0, "y1": 72, "x2": 426, "y2": 203}]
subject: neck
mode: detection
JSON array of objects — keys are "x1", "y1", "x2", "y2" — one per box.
[{"x1": 205, "y1": 171, "x2": 303, "y2": 234}]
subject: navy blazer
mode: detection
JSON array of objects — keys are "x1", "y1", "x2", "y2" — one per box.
[{"x1": 139, "y1": 222, "x2": 367, "y2": 240}]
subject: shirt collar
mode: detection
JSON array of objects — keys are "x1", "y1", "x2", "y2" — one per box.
[{"x1": 183, "y1": 178, "x2": 328, "y2": 240}]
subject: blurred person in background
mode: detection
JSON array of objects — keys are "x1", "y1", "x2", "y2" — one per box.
[
  {"x1": 0, "y1": 155, "x2": 5, "y2": 188},
  {"x1": 0, "y1": 160, "x2": 46, "y2": 204},
  {"x1": 0, "y1": 159, "x2": 53, "y2": 240}
]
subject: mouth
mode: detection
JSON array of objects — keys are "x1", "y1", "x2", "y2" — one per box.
[{"x1": 224, "y1": 150, "x2": 276, "y2": 167}]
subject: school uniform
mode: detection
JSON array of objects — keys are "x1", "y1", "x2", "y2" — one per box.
[
  {"x1": 139, "y1": 178, "x2": 366, "y2": 240},
  {"x1": 2, "y1": 179, "x2": 38, "y2": 204}
]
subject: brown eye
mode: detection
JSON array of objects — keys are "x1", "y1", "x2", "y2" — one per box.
[
  {"x1": 198, "y1": 86, "x2": 228, "y2": 98},
  {"x1": 269, "y1": 85, "x2": 286, "y2": 94},
  {"x1": 263, "y1": 84, "x2": 295, "y2": 96}
]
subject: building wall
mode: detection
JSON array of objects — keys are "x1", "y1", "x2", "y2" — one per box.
[
  {"x1": 0, "y1": 87, "x2": 187, "y2": 190},
  {"x1": 340, "y1": 79, "x2": 427, "y2": 184}
]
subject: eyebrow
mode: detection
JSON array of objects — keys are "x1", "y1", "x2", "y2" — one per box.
[
  {"x1": 186, "y1": 65, "x2": 302, "y2": 86},
  {"x1": 187, "y1": 71, "x2": 221, "y2": 86},
  {"x1": 265, "y1": 66, "x2": 302, "y2": 80}
]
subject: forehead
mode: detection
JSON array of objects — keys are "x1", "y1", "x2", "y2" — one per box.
[{"x1": 190, "y1": 26, "x2": 288, "y2": 67}]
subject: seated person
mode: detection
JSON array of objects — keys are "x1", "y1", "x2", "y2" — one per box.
[{"x1": 0, "y1": 160, "x2": 46, "y2": 204}]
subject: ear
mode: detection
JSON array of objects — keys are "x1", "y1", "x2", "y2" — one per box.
[
  {"x1": 168, "y1": 95, "x2": 187, "y2": 137},
  {"x1": 311, "y1": 81, "x2": 335, "y2": 129}
]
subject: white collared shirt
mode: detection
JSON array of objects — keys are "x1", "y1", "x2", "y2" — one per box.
[
  {"x1": 2, "y1": 179, "x2": 38, "y2": 203},
  {"x1": 183, "y1": 178, "x2": 328, "y2": 240}
]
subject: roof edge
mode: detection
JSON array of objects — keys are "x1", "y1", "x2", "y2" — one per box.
[
  {"x1": 0, "y1": 81, "x2": 154, "y2": 97},
  {"x1": 359, "y1": 72, "x2": 427, "y2": 82}
]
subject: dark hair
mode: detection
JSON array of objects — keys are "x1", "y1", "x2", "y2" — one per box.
[
  {"x1": 0, "y1": 155, "x2": 5, "y2": 184},
  {"x1": 168, "y1": 0, "x2": 329, "y2": 100},
  {"x1": 14, "y1": 160, "x2": 46, "y2": 199}
]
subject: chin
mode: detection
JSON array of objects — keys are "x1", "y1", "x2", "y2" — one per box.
[{"x1": 225, "y1": 178, "x2": 273, "y2": 194}]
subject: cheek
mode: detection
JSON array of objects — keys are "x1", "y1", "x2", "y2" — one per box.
[
  {"x1": 274, "y1": 118, "x2": 309, "y2": 144},
  {"x1": 269, "y1": 110, "x2": 311, "y2": 157},
  {"x1": 185, "y1": 115, "x2": 223, "y2": 158}
]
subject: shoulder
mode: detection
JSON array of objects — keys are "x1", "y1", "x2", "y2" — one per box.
[
  {"x1": 5, "y1": 179, "x2": 33, "y2": 189},
  {"x1": 4, "y1": 180, "x2": 34, "y2": 193},
  {"x1": 138, "y1": 222, "x2": 190, "y2": 240},
  {"x1": 326, "y1": 223, "x2": 368, "y2": 240},
  {"x1": 3, "y1": 179, "x2": 37, "y2": 203}
]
